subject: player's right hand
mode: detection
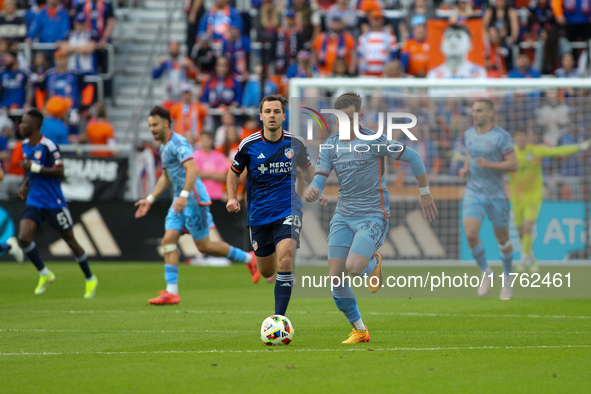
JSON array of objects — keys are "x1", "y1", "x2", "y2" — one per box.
[
  {"x1": 304, "y1": 187, "x2": 319, "y2": 202},
  {"x1": 17, "y1": 185, "x2": 28, "y2": 200},
  {"x1": 134, "y1": 199, "x2": 151, "y2": 218},
  {"x1": 459, "y1": 167, "x2": 469, "y2": 178},
  {"x1": 226, "y1": 198, "x2": 240, "y2": 213}
]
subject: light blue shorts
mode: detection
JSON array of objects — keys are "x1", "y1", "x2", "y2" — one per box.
[
  {"x1": 327, "y1": 213, "x2": 389, "y2": 259},
  {"x1": 165, "y1": 202, "x2": 214, "y2": 241},
  {"x1": 462, "y1": 194, "x2": 510, "y2": 228}
]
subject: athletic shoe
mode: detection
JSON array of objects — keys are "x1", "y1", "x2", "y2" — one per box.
[
  {"x1": 34, "y1": 272, "x2": 55, "y2": 295},
  {"x1": 148, "y1": 290, "x2": 180, "y2": 305},
  {"x1": 368, "y1": 252, "x2": 383, "y2": 293},
  {"x1": 500, "y1": 276, "x2": 513, "y2": 300},
  {"x1": 515, "y1": 255, "x2": 530, "y2": 273},
  {"x1": 529, "y1": 257, "x2": 539, "y2": 274},
  {"x1": 7, "y1": 237, "x2": 24, "y2": 262},
  {"x1": 478, "y1": 271, "x2": 493, "y2": 296},
  {"x1": 246, "y1": 252, "x2": 260, "y2": 284},
  {"x1": 84, "y1": 277, "x2": 98, "y2": 299},
  {"x1": 342, "y1": 326, "x2": 371, "y2": 344}
]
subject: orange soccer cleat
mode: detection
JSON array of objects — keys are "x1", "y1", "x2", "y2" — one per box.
[
  {"x1": 148, "y1": 290, "x2": 180, "y2": 305},
  {"x1": 342, "y1": 327, "x2": 371, "y2": 344},
  {"x1": 246, "y1": 252, "x2": 261, "y2": 284}
]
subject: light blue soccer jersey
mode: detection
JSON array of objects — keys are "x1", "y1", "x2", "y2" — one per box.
[
  {"x1": 464, "y1": 125, "x2": 514, "y2": 199},
  {"x1": 160, "y1": 132, "x2": 211, "y2": 205},
  {"x1": 313, "y1": 126, "x2": 425, "y2": 217}
]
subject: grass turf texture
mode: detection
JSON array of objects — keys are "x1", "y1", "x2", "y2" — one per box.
[{"x1": 1, "y1": 262, "x2": 590, "y2": 393}]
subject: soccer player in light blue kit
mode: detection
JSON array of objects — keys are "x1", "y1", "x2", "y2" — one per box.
[
  {"x1": 304, "y1": 93, "x2": 438, "y2": 343},
  {"x1": 459, "y1": 99, "x2": 518, "y2": 300},
  {"x1": 135, "y1": 106, "x2": 258, "y2": 305}
]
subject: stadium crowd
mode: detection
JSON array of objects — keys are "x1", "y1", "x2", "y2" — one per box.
[{"x1": 1, "y1": 0, "x2": 590, "y2": 199}]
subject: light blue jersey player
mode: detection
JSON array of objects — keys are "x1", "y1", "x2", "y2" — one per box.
[
  {"x1": 304, "y1": 93, "x2": 438, "y2": 343},
  {"x1": 135, "y1": 106, "x2": 259, "y2": 305},
  {"x1": 460, "y1": 99, "x2": 518, "y2": 300}
]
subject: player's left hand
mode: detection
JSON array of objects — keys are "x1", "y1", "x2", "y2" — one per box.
[
  {"x1": 474, "y1": 157, "x2": 489, "y2": 168},
  {"x1": 318, "y1": 193, "x2": 328, "y2": 207},
  {"x1": 172, "y1": 196, "x2": 187, "y2": 215},
  {"x1": 419, "y1": 193, "x2": 438, "y2": 222},
  {"x1": 304, "y1": 187, "x2": 319, "y2": 202},
  {"x1": 134, "y1": 199, "x2": 151, "y2": 218},
  {"x1": 19, "y1": 161, "x2": 31, "y2": 172}
]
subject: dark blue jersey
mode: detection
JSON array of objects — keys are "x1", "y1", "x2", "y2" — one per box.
[
  {"x1": 231, "y1": 130, "x2": 311, "y2": 226},
  {"x1": 0, "y1": 70, "x2": 27, "y2": 108},
  {"x1": 22, "y1": 136, "x2": 67, "y2": 209}
]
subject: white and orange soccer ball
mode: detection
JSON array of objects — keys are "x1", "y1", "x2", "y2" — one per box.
[{"x1": 260, "y1": 315, "x2": 294, "y2": 346}]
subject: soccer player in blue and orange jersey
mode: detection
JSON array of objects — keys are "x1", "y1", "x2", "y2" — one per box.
[
  {"x1": 134, "y1": 106, "x2": 259, "y2": 306},
  {"x1": 459, "y1": 99, "x2": 519, "y2": 300},
  {"x1": 16, "y1": 109, "x2": 98, "y2": 298},
  {"x1": 304, "y1": 93, "x2": 438, "y2": 343},
  {"x1": 226, "y1": 94, "x2": 324, "y2": 317}
]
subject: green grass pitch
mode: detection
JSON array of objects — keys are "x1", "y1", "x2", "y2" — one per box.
[{"x1": 1, "y1": 262, "x2": 590, "y2": 393}]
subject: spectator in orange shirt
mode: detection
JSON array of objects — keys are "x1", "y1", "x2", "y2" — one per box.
[
  {"x1": 240, "y1": 116, "x2": 259, "y2": 140},
  {"x1": 169, "y1": 82, "x2": 211, "y2": 147},
  {"x1": 84, "y1": 105, "x2": 116, "y2": 157},
  {"x1": 312, "y1": 16, "x2": 357, "y2": 77},
  {"x1": 216, "y1": 124, "x2": 240, "y2": 160},
  {"x1": 485, "y1": 26, "x2": 508, "y2": 77},
  {"x1": 400, "y1": 15, "x2": 431, "y2": 78}
]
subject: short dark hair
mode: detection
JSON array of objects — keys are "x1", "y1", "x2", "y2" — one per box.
[
  {"x1": 25, "y1": 108, "x2": 44, "y2": 128},
  {"x1": 149, "y1": 106, "x2": 171, "y2": 125},
  {"x1": 259, "y1": 94, "x2": 287, "y2": 114},
  {"x1": 334, "y1": 93, "x2": 362, "y2": 112},
  {"x1": 474, "y1": 99, "x2": 494, "y2": 112}
]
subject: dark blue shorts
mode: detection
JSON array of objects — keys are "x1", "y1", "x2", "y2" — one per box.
[
  {"x1": 249, "y1": 215, "x2": 302, "y2": 257},
  {"x1": 21, "y1": 206, "x2": 74, "y2": 232}
]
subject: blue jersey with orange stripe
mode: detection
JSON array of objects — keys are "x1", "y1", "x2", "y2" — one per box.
[
  {"x1": 231, "y1": 130, "x2": 311, "y2": 226},
  {"x1": 464, "y1": 124, "x2": 514, "y2": 199},
  {"x1": 313, "y1": 127, "x2": 420, "y2": 218},
  {"x1": 161, "y1": 132, "x2": 211, "y2": 205},
  {"x1": 22, "y1": 136, "x2": 67, "y2": 209}
]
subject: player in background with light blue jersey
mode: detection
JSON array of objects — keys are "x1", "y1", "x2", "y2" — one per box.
[
  {"x1": 459, "y1": 99, "x2": 518, "y2": 300},
  {"x1": 135, "y1": 106, "x2": 258, "y2": 305},
  {"x1": 304, "y1": 93, "x2": 438, "y2": 343}
]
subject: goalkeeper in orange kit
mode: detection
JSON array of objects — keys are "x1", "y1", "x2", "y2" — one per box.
[{"x1": 510, "y1": 130, "x2": 591, "y2": 272}]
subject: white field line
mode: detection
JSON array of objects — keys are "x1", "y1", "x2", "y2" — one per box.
[
  {"x1": 0, "y1": 345, "x2": 590, "y2": 357},
  {"x1": 2, "y1": 310, "x2": 590, "y2": 319}
]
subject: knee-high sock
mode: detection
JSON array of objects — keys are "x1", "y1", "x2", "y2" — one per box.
[
  {"x1": 76, "y1": 252, "x2": 93, "y2": 279},
  {"x1": 500, "y1": 250, "x2": 513, "y2": 276},
  {"x1": 274, "y1": 271, "x2": 293, "y2": 315},
  {"x1": 360, "y1": 255, "x2": 378, "y2": 277},
  {"x1": 470, "y1": 243, "x2": 488, "y2": 271},
  {"x1": 164, "y1": 264, "x2": 179, "y2": 294},
  {"x1": 23, "y1": 242, "x2": 46, "y2": 273},
  {"x1": 332, "y1": 282, "x2": 361, "y2": 324},
  {"x1": 521, "y1": 233, "x2": 533, "y2": 257}
]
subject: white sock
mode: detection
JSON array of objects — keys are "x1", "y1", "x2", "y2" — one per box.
[
  {"x1": 39, "y1": 267, "x2": 51, "y2": 277},
  {"x1": 166, "y1": 284, "x2": 178, "y2": 295},
  {"x1": 86, "y1": 275, "x2": 95, "y2": 282},
  {"x1": 245, "y1": 253, "x2": 252, "y2": 263},
  {"x1": 352, "y1": 318, "x2": 366, "y2": 331},
  {"x1": 483, "y1": 267, "x2": 494, "y2": 275}
]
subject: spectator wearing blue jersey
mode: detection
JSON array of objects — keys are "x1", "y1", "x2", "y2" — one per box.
[
  {"x1": 241, "y1": 65, "x2": 279, "y2": 108},
  {"x1": 285, "y1": 50, "x2": 318, "y2": 79},
  {"x1": 508, "y1": 53, "x2": 541, "y2": 78},
  {"x1": 0, "y1": 52, "x2": 30, "y2": 110},
  {"x1": 553, "y1": 0, "x2": 591, "y2": 42},
  {"x1": 197, "y1": 0, "x2": 243, "y2": 54},
  {"x1": 221, "y1": 24, "x2": 250, "y2": 81},
  {"x1": 201, "y1": 57, "x2": 242, "y2": 109},
  {"x1": 152, "y1": 40, "x2": 197, "y2": 109},
  {"x1": 43, "y1": 50, "x2": 82, "y2": 108},
  {"x1": 41, "y1": 95, "x2": 71, "y2": 145},
  {"x1": 76, "y1": 0, "x2": 116, "y2": 49},
  {"x1": 26, "y1": 0, "x2": 70, "y2": 44},
  {"x1": 271, "y1": 11, "x2": 304, "y2": 75},
  {"x1": 58, "y1": 13, "x2": 98, "y2": 75}
]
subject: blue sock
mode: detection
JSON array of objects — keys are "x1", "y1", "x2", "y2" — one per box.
[
  {"x1": 164, "y1": 264, "x2": 178, "y2": 285},
  {"x1": 332, "y1": 283, "x2": 361, "y2": 324},
  {"x1": 500, "y1": 250, "x2": 513, "y2": 276},
  {"x1": 23, "y1": 241, "x2": 46, "y2": 271},
  {"x1": 470, "y1": 243, "x2": 488, "y2": 271},
  {"x1": 0, "y1": 243, "x2": 10, "y2": 252},
  {"x1": 274, "y1": 271, "x2": 293, "y2": 315},
  {"x1": 360, "y1": 255, "x2": 377, "y2": 278},
  {"x1": 76, "y1": 252, "x2": 93, "y2": 279},
  {"x1": 226, "y1": 246, "x2": 249, "y2": 263}
]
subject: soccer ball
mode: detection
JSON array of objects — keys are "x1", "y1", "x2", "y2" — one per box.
[{"x1": 260, "y1": 315, "x2": 294, "y2": 346}]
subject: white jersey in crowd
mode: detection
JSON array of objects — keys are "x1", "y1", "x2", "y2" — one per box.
[{"x1": 357, "y1": 28, "x2": 398, "y2": 76}]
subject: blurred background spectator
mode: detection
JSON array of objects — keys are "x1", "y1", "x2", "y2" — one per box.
[{"x1": 152, "y1": 40, "x2": 197, "y2": 109}]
